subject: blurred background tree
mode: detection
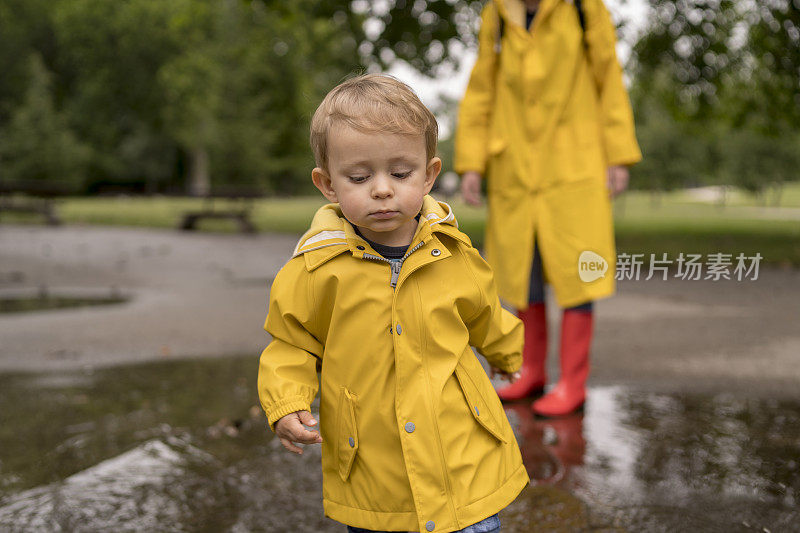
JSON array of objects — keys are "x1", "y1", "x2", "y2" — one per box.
[
  {"x1": 629, "y1": 0, "x2": 800, "y2": 200},
  {"x1": 0, "y1": 0, "x2": 797, "y2": 196},
  {"x1": 0, "y1": 54, "x2": 91, "y2": 188}
]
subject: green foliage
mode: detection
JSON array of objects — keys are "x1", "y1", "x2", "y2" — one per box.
[
  {"x1": 735, "y1": 1, "x2": 800, "y2": 132},
  {"x1": 0, "y1": 0, "x2": 485, "y2": 195},
  {"x1": 52, "y1": 0, "x2": 183, "y2": 192},
  {"x1": 630, "y1": 0, "x2": 742, "y2": 121},
  {"x1": 721, "y1": 130, "x2": 800, "y2": 194},
  {"x1": 354, "y1": 0, "x2": 482, "y2": 75},
  {"x1": 629, "y1": 1, "x2": 800, "y2": 194},
  {"x1": 0, "y1": 0, "x2": 58, "y2": 123},
  {"x1": 630, "y1": 102, "x2": 706, "y2": 191},
  {"x1": 0, "y1": 54, "x2": 90, "y2": 188}
]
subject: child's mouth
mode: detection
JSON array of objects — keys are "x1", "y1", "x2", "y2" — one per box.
[{"x1": 370, "y1": 210, "x2": 398, "y2": 219}]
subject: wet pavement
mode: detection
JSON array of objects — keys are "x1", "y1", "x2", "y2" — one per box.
[{"x1": 0, "y1": 356, "x2": 797, "y2": 532}]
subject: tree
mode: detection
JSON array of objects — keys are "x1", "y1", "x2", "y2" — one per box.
[
  {"x1": 0, "y1": 0, "x2": 489, "y2": 194},
  {"x1": 53, "y1": 0, "x2": 182, "y2": 193},
  {"x1": 0, "y1": 0, "x2": 58, "y2": 124},
  {"x1": 723, "y1": 130, "x2": 800, "y2": 203},
  {"x1": 628, "y1": 0, "x2": 800, "y2": 193},
  {"x1": 348, "y1": 0, "x2": 482, "y2": 76},
  {"x1": 0, "y1": 54, "x2": 90, "y2": 188},
  {"x1": 735, "y1": 0, "x2": 800, "y2": 133}
]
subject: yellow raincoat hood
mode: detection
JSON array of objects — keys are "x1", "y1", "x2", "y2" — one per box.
[{"x1": 259, "y1": 195, "x2": 529, "y2": 532}]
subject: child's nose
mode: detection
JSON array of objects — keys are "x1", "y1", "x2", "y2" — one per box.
[{"x1": 371, "y1": 175, "x2": 394, "y2": 198}]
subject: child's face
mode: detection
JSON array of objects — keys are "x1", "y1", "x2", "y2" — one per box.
[{"x1": 312, "y1": 124, "x2": 441, "y2": 247}]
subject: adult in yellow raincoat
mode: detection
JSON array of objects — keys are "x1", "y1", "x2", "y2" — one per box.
[
  {"x1": 259, "y1": 196, "x2": 529, "y2": 532},
  {"x1": 454, "y1": 0, "x2": 641, "y2": 416}
]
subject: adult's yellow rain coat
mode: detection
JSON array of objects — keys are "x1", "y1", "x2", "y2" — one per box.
[
  {"x1": 454, "y1": 0, "x2": 642, "y2": 309},
  {"x1": 258, "y1": 196, "x2": 529, "y2": 532}
]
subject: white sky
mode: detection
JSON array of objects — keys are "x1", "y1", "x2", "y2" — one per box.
[{"x1": 387, "y1": 0, "x2": 651, "y2": 136}]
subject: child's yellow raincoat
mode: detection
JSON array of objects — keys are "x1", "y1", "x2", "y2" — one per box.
[
  {"x1": 259, "y1": 196, "x2": 529, "y2": 532},
  {"x1": 455, "y1": 0, "x2": 642, "y2": 309}
]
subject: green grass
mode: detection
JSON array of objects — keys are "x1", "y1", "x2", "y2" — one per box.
[
  {"x1": 671, "y1": 182, "x2": 800, "y2": 208},
  {"x1": 2, "y1": 188, "x2": 798, "y2": 265},
  {"x1": 614, "y1": 190, "x2": 800, "y2": 266}
]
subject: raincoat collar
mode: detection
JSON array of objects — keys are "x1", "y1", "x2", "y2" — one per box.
[
  {"x1": 495, "y1": 0, "x2": 559, "y2": 31},
  {"x1": 292, "y1": 195, "x2": 470, "y2": 271}
]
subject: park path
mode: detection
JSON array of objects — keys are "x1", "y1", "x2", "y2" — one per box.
[
  {"x1": 0, "y1": 225, "x2": 296, "y2": 371},
  {"x1": 1, "y1": 224, "x2": 799, "y2": 396}
]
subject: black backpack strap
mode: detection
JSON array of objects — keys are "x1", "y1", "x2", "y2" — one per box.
[
  {"x1": 574, "y1": 0, "x2": 587, "y2": 35},
  {"x1": 494, "y1": 0, "x2": 584, "y2": 54},
  {"x1": 494, "y1": 2, "x2": 505, "y2": 55}
]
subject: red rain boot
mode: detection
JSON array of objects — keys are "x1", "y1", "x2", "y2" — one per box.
[
  {"x1": 532, "y1": 309, "x2": 593, "y2": 417},
  {"x1": 496, "y1": 303, "x2": 547, "y2": 401}
]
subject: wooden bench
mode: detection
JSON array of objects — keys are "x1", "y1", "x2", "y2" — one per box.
[
  {"x1": 179, "y1": 187, "x2": 261, "y2": 233},
  {"x1": 0, "y1": 180, "x2": 75, "y2": 225}
]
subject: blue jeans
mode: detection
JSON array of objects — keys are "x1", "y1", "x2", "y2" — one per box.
[{"x1": 346, "y1": 513, "x2": 500, "y2": 533}]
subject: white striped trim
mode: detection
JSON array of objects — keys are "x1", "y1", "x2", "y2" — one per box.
[
  {"x1": 292, "y1": 230, "x2": 346, "y2": 257},
  {"x1": 425, "y1": 201, "x2": 456, "y2": 227}
]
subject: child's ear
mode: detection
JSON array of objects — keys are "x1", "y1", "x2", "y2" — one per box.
[
  {"x1": 424, "y1": 157, "x2": 442, "y2": 194},
  {"x1": 312, "y1": 167, "x2": 338, "y2": 203}
]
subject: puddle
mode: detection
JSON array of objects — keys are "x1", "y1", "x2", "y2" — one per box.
[
  {"x1": 0, "y1": 357, "x2": 797, "y2": 531},
  {"x1": 0, "y1": 295, "x2": 128, "y2": 314},
  {"x1": 503, "y1": 389, "x2": 800, "y2": 532}
]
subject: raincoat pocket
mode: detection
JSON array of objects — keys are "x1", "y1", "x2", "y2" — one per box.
[
  {"x1": 454, "y1": 362, "x2": 508, "y2": 444},
  {"x1": 488, "y1": 137, "x2": 509, "y2": 157},
  {"x1": 337, "y1": 387, "x2": 359, "y2": 482}
]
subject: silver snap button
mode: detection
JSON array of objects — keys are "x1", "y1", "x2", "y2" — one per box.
[
  {"x1": 404, "y1": 422, "x2": 415, "y2": 433},
  {"x1": 396, "y1": 324, "x2": 402, "y2": 335},
  {"x1": 349, "y1": 437, "x2": 355, "y2": 448},
  {"x1": 431, "y1": 249, "x2": 441, "y2": 256},
  {"x1": 356, "y1": 245, "x2": 365, "y2": 251},
  {"x1": 426, "y1": 520, "x2": 435, "y2": 531}
]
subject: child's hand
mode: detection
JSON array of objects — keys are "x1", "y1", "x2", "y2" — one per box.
[
  {"x1": 490, "y1": 367, "x2": 521, "y2": 384},
  {"x1": 274, "y1": 410, "x2": 323, "y2": 455}
]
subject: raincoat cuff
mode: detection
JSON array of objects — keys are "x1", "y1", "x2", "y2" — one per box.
[
  {"x1": 492, "y1": 353, "x2": 522, "y2": 375},
  {"x1": 266, "y1": 397, "x2": 312, "y2": 431},
  {"x1": 454, "y1": 160, "x2": 486, "y2": 176},
  {"x1": 604, "y1": 140, "x2": 642, "y2": 167}
]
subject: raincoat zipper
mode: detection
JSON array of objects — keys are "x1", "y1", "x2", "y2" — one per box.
[
  {"x1": 366, "y1": 237, "x2": 459, "y2": 523},
  {"x1": 363, "y1": 240, "x2": 425, "y2": 288}
]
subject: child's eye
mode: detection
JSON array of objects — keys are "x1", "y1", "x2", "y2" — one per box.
[
  {"x1": 392, "y1": 171, "x2": 412, "y2": 179},
  {"x1": 349, "y1": 175, "x2": 369, "y2": 183}
]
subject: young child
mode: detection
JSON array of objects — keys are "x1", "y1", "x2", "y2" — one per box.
[{"x1": 258, "y1": 74, "x2": 529, "y2": 533}]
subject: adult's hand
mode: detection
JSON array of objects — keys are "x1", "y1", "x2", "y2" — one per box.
[
  {"x1": 461, "y1": 171, "x2": 483, "y2": 206},
  {"x1": 607, "y1": 165, "x2": 630, "y2": 198}
]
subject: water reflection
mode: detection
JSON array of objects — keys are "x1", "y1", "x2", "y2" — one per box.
[
  {"x1": 503, "y1": 404, "x2": 586, "y2": 487},
  {"x1": 504, "y1": 387, "x2": 800, "y2": 532},
  {"x1": 0, "y1": 360, "x2": 797, "y2": 531}
]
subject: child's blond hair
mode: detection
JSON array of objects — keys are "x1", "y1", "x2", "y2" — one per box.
[{"x1": 310, "y1": 74, "x2": 438, "y2": 170}]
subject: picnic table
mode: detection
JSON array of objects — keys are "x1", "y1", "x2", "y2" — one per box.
[
  {"x1": 0, "y1": 180, "x2": 75, "y2": 225},
  {"x1": 179, "y1": 187, "x2": 261, "y2": 233}
]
